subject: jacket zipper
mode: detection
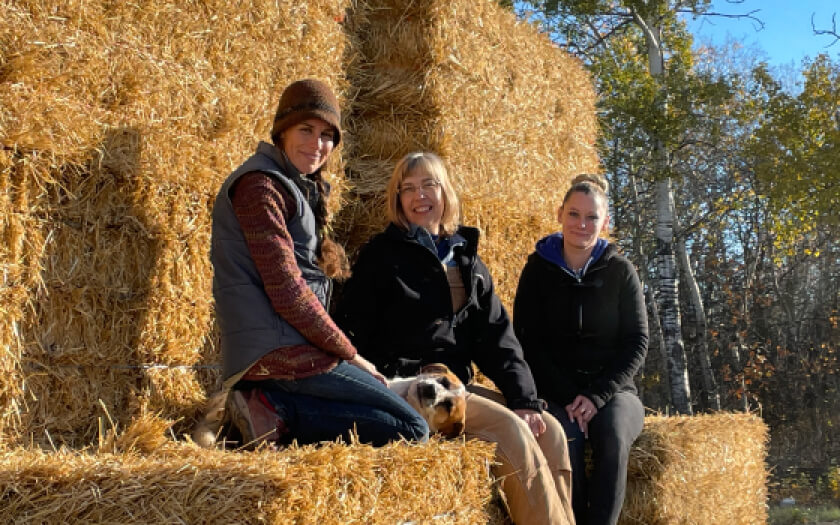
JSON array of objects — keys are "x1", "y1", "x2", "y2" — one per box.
[
  {"x1": 409, "y1": 239, "x2": 476, "y2": 319},
  {"x1": 557, "y1": 266, "x2": 583, "y2": 332},
  {"x1": 558, "y1": 259, "x2": 608, "y2": 333}
]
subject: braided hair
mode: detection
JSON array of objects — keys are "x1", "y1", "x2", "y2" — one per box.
[{"x1": 308, "y1": 170, "x2": 350, "y2": 281}]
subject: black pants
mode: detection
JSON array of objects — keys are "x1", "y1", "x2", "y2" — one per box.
[{"x1": 548, "y1": 392, "x2": 644, "y2": 525}]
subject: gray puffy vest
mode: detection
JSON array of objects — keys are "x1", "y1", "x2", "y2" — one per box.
[{"x1": 211, "y1": 141, "x2": 329, "y2": 381}]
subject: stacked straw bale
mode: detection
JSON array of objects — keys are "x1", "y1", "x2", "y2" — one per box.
[
  {"x1": 0, "y1": 412, "x2": 769, "y2": 523},
  {"x1": 1, "y1": 0, "x2": 597, "y2": 445},
  {"x1": 0, "y1": 415, "x2": 501, "y2": 524},
  {"x1": 338, "y1": 0, "x2": 600, "y2": 306},
  {"x1": 1, "y1": 5, "x2": 771, "y2": 525},
  {"x1": 621, "y1": 412, "x2": 769, "y2": 524},
  {"x1": 0, "y1": 0, "x2": 352, "y2": 446}
]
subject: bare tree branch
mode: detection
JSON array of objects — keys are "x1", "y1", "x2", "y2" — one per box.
[
  {"x1": 812, "y1": 12, "x2": 840, "y2": 47},
  {"x1": 688, "y1": 9, "x2": 764, "y2": 32},
  {"x1": 581, "y1": 17, "x2": 635, "y2": 54}
]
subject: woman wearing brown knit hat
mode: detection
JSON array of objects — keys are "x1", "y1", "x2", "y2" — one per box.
[{"x1": 210, "y1": 79, "x2": 428, "y2": 447}]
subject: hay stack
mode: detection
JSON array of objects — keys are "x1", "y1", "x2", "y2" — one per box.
[
  {"x1": 0, "y1": 415, "x2": 501, "y2": 524},
  {"x1": 0, "y1": 0, "x2": 351, "y2": 446},
  {"x1": 2, "y1": 0, "x2": 597, "y2": 445},
  {"x1": 1, "y1": 3, "x2": 771, "y2": 523},
  {"x1": 339, "y1": 0, "x2": 600, "y2": 306},
  {"x1": 621, "y1": 412, "x2": 769, "y2": 524},
  {"x1": 0, "y1": 411, "x2": 769, "y2": 523}
]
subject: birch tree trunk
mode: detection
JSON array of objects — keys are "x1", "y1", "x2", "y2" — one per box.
[
  {"x1": 731, "y1": 335, "x2": 750, "y2": 412},
  {"x1": 675, "y1": 222, "x2": 721, "y2": 411},
  {"x1": 628, "y1": 173, "x2": 660, "y2": 405},
  {"x1": 644, "y1": 287, "x2": 671, "y2": 408},
  {"x1": 654, "y1": 179, "x2": 692, "y2": 413},
  {"x1": 635, "y1": 12, "x2": 692, "y2": 414}
]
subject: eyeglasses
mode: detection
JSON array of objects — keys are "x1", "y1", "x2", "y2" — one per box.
[{"x1": 399, "y1": 180, "x2": 440, "y2": 196}]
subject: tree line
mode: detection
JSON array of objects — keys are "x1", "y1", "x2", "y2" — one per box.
[{"x1": 505, "y1": 0, "x2": 839, "y2": 488}]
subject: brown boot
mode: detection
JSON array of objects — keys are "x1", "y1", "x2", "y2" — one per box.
[{"x1": 225, "y1": 388, "x2": 286, "y2": 448}]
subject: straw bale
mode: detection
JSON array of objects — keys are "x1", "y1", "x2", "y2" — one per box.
[
  {"x1": 1, "y1": 6, "x2": 770, "y2": 522},
  {"x1": 621, "y1": 412, "x2": 769, "y2": 525},
  {"x1": 0, "y1": 157, "x2": 220, "y2": 442},
  {"x1": 1, "y1": 0, "x2": 350, "y2": 163},
  {"x1": 0, "y1": 287, "x2": 27, "y2": 446},
  {"x1": 0, "y1": 416, "x2": 500, "y2": 524},
  {"x1": 1, "y1": 208, "x2": 46, "y2": 293},
  {"x1": 338, "y1": 0, "x2": 599, "y2": 307},
  {"x1": 12, "y1": 357, "x2": 218, "y2": 446},
  {"x1": 140, "y1": 366, "x2": 219, "y2": 427},
  {"x1": 460, "y1": 196, "x2": 551, "y2": 299},
  {"x1": 13, "y1": 362, "x2": 137, "y2": 446},
  {"x1": 1, "y1": 0, "x2": 352, "y2": 445},
  {"x1": 0, "y1": 411, "x2": 769, "y2": 524}
]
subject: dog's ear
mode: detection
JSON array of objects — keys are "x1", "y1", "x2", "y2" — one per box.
[{"x1": 420, "y1": 363, "x2": 451, "y2": 375}]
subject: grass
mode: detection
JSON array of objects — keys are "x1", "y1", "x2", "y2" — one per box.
[{"x1": 769, "y1": 505, "x2": 840, "y2": 525}]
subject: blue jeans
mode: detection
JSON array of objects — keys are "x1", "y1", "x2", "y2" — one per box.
[
  {"x1": 548, "y1": 391, "x2": 644, "y2": 525},
  {"x1": 243, "y1": 361, "x2": 429, "y2": 447}
]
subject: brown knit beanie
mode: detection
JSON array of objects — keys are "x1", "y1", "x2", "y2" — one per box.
[{"x1": 270, "y1": 79, "x2": 341, "y2": 147}]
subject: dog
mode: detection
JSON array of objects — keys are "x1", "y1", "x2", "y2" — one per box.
[
  {"x1": 388, "y1": 363, "x2": 467, "y2": 438},
  {"x1": 191, "y1": 389, "x2": 228, "y2": 449},
  {"x1": 191, "y1": 362, "x2": 468, "y2": 448}
]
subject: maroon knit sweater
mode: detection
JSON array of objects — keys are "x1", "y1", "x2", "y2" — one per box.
[{"x1": 231, "y1": 172, "x2": 356, "y2": 380}]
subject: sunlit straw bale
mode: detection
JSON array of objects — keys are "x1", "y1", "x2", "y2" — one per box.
[
  {"x1": 140, "y1": 366, "x2": 218, "y2": 426},
  {"x1": 621, "y1": 412, "x2": 769, "y2": 525},
  {"x1": 338, "y1": 0, "x2": 600, "y2": 308},
  {"x1": 1, "y1": 0, "x2": 351, "y2": 444},
  {"x1": 2, "y1": 0, "x2": 596, "y2": 443},
  {"x1": 0, "y1": 415, "x2": 500, "y2": 524},
  {"x1": 1, "y1": 1, "x2": 771, "y2": 523}
]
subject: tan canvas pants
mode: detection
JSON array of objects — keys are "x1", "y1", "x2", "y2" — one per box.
[{"x1": 465, "y1": 384, "x2": 575, "y2": 525}]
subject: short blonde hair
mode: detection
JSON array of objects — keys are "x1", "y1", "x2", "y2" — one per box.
[{"x1": 386, "y1": 152, "x2": 460, "y2": 236}]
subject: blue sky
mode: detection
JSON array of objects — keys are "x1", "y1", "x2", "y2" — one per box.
[{"x1": 685, "y1": 0, "x2": 840, "y2": 68}]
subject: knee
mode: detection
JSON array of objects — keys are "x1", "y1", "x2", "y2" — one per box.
[
  {"x1": 405, "y1": 416, "x2": 430, "y2": 443},
  {"x1": 542, "y1": 421, "x2": 570, "y2": 451},
  {"x1": 592, "y1": 408, "x2": 642, "y2": 446},
  {"x1": 540, "y1": 412, "x2": 574, "y2": 450},
  {"x1": 490, "y1": 412, "x2": 540, "y2": 458},
  {"x1": 592, "y1": 432, "x2": 633, "y2": 466}
]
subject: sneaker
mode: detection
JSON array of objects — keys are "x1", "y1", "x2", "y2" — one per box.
[{"x1": 225, "y1": 388, "x2": 286, "y2": 448}]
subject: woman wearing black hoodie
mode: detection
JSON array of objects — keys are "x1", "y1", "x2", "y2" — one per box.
[{"x1": 513, "y1": 174, "x2": 648, "y2": 525}]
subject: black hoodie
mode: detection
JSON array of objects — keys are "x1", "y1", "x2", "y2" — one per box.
[
  {"x1": 336, "y1": 223, "x2": 544, "y2": 412},
  {"x1": 513, "y1": 236, "x2": 648, "y2": 409}
]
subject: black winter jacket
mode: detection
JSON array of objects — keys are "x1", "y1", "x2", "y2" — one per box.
[
  {"x1": 335, "y1": 223, "x2": 544, "y2": 412},
  {"x1": 513, "y1": 243, "x2": 648, "y2": 409}
]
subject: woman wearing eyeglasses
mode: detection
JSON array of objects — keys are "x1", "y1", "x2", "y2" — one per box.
[{"x1": 335, "y1": 152, "x2": 575, "y2": 525}]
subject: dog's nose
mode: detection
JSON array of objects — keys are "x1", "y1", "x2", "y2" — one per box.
[
  {"x1": 443, "y1": 421, "x2": 464, "y2": 438},
  {"x1": 418, "y1": 383, "x2": 437, "y2": 400}
]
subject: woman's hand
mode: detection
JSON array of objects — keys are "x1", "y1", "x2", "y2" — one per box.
[
  {"x1": 565, "y1": 395, "x2": 597, "y2": 438},
  {"x1": 513, "y1": 409, "x2": 547, "y2": 438},
  {"x1": 348, "y1": 354, "x2": 388, "y2": 386}
]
